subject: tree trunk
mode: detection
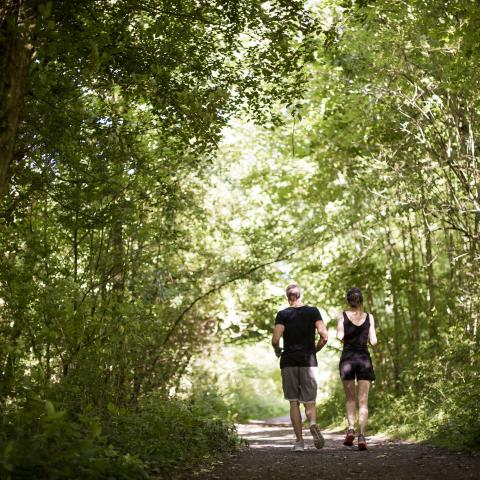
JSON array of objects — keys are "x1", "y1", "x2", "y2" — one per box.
[
  {"x1": 385, "y1": 208, "x2": 401, "y2": 392},
  {"x1": 407, "y1": 213, "x2": 420, "y2": 345},
  {"x1": 112, "y1": 208, "x2": 127, "y2": 404},
  {"x1": 421, "y1": 206, "x2": 437, "y2": 340},
  {"x1": 0, "y1": 0, "x2": 34, "y2": 196},
  {"x1": 400, "y1": 218, "x2": 416, "y2": 346}
]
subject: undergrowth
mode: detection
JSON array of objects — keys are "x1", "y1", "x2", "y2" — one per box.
[
  {"x1": 0, "y1": 389, "x2": 242, "y2": 479},
  {"x1": 317, "y1": 339, "x2": 480, "y2": 452}
]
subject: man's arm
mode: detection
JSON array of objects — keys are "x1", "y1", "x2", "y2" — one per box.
[
  {"x1": 315, "y1": 319, "x2": 328, "y2": 352},
  {"x1": 336, "y1": 311, "x2": 344, "y2": 342},
  {"x1": 369, "y1": 314, "x2": 378, "y2": 346},
  {"x1": 272, "y1": 324, "x2": 285, "y2": 358}
]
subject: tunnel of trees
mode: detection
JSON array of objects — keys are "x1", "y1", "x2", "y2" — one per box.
[{"x1": 1, "y1": 0, "x2": 479, "y2": 477}]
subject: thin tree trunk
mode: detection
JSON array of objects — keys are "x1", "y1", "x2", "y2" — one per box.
[
  {"x1": 400, "y1": 220, "x2": 415, "y2": 345},
  {"x1": 112, "y1": 209, "x2": 127, "y2": 404},
  {"x1": 385, "y1": 208, "x2": 401, "y2": 392},
  {"x1": 111, "y1": 139, "x2": 127, "y2": 404},
  {"x1": 442, "y1": 220, "x2": 458, "y2": 321},
  {"x1": 407, "y1": 213, "x2": 420, "y2": 345},
  {"x1": 422, "y1": 207, "x2": 437, "y2": 339}
]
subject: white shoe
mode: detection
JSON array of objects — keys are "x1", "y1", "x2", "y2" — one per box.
[{"x1": 292, "y1": 440, "x2": 305, "y2": 452}]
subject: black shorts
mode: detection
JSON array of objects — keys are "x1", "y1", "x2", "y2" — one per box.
[{"x1": 339, "y1": 350, "x2": 375, "y2": 382}]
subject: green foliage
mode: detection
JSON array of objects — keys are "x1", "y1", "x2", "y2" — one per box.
[
  {"x1": 316, "y1": 382, "x2": 346, "y2": 428},
  {"x1": 1, "y1": 0, "x2": 318, "y2": 413},
  {"x1": 0, "y1": 400, "x2": 147, "y2": 480},
  {"x1": 104, "y1": 393, "x2": 242, "y2": 474},
  {"x1": 0, "y1": 390, "x2": 241, "y2": 479},
  {"x1": 368, "y1": 329, "x2": 480, "y2": 450},
  {"x1": 225, "y1": 373, "x2": 286, "y2": 423},
  {"x1": 1, "y1": 1, "x2": 320, "y2": 474}
]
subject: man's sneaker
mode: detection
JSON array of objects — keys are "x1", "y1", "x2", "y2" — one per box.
[
  {"x1": 343, "y1": 428, "x2": 355, "y2": 446},
  {"x1": 358, "y1": 434, "x2": 367, "y2": 451},
  {"x1": 309, "y1": 424, "x2": 325, "y2": 449},
  {"x1": 292, "y1": 440, "x2": 305, "y2": 452}
]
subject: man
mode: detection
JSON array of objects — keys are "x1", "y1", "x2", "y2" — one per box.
[{"x1": 272, "y1": 283, "x2": 328, "y2": 452}]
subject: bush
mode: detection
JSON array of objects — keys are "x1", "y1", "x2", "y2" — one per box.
[
  {"x1": 368, "y1": 334, "x2": 480, "y2": 451},
  {"x1": 0, "y1": 400, "x2": 146, "y2": 480},
  {"x1": 104, "y1": 393, "x2": 242, "y2": 475},
  {"x1": 0, "y1": 390, "x2": 242, "y2": 479},
  {"x1": 368, "y1": 367, "x2": 480, "y2": 450}
]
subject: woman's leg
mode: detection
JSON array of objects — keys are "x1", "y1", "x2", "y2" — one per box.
[
  {"x1": 342, "y1": 380, "x2": 356, "y2": 429},
  {"x1": 290, "y1": 400, "x2": 303, "y2": 441},
  {"x1": 358, "y1": 380, "x2": 370, "y2": 435}
]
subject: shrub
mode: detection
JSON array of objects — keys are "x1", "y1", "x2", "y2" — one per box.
[
  {"x1": 329, "y1": 334, "x2": 480, "y2": 451},
  {"x1": 0, "y1": 400, "x2": 146, "y2": 480},
  {"x1": 0, "y1": 390, "x2": 242, "y2": 479},
  {"x1": 104, "y1": 393, "x2": 242, "y2": 475}
]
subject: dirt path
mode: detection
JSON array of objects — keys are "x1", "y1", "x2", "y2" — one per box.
[{"x1": 182, "y1": 420, "x2": 480, "y2": 480}]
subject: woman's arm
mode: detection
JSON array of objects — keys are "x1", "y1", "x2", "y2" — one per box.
[
  {"x1": 369, "y1": 314, "x2": 378, "y2": 346},
  {"x1": 336, "y1": 311, "x2": 344, "y2": 342},
  {"x1": 315, "y1": 320, "x2": 328, "y2": 352}
]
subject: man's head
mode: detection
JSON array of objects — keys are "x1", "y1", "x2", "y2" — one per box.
[{"x1": 286, "y1": 283, "x2": 302, "y2": 304}]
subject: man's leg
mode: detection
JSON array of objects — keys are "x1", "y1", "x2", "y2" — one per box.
[
  {"x1": 282, "y1": 368, "x2": 304, "y2": 450},
  {"x1": 358, "y1": 380, "x2": 370, "y2": 435},
  {"x1": 342, "y1": 380, "x2": 356, "y2": 429},
  {"x1": 304, "y1": 401, "x2": 316, "y2": 426},
  {"x1": 290, "y1": 400, "x2": 303, "y2": 441},
  {"x1": 300, "y1": 367, "x2": 324, "y2": 449},
  {"x1": 305, "y1": 401, "x2": 324, "y2": 449}
]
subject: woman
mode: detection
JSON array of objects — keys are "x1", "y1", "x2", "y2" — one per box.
[{"x1": 336, "y1": 287, "x2": 377, "y2": 450}]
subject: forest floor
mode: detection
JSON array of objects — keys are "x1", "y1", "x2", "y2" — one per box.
[{"x1": 177, "y1": 418, "x2": 480, "y2": 480}]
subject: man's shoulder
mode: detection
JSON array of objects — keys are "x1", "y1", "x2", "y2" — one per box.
[
  {"x1": 275, "y1": 307, "x2": 290, "y2": 324},
  {"x1": 276, "y1": 307, "x2": 292, "y2": 317},
  {"x1": 303, "y1": 305, "x2": 322, "y2": 321}
]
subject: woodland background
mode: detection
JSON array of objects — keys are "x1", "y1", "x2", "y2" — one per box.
[{"x1": 0, "y1": 1, "x2": 479, "y2": 478}]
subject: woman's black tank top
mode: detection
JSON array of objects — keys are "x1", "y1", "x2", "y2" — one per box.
[{"x1": 343, "y1": 311, "x2": 370, "y2": 352}]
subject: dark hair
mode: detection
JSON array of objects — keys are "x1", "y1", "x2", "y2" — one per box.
[
  {"x1": 346, "y1": 287, "x2": 363, "y2": 308},
  {"x1": 286, "y1": 284, "x2": 301, "y2": 302}
]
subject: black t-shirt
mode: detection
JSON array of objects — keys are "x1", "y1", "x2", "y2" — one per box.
[{"x1": 275, "y1": 305, "x2": 322, "y2": 369}]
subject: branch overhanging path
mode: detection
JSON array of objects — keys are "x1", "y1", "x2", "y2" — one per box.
[{"x1": 161, "y1": 242, "x2": 318, "y2": 347}]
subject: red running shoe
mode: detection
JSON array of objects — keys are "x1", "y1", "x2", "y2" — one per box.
[
  {"x1": 358, "y1": 434, "x2": 367, "y2": 450},
  {"x1": 343, "y1": 428, "x2": 355, "y2": 446}
]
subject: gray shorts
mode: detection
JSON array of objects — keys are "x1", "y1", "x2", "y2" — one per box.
[{"x1": 281, "y1": 366, "x2": 319, "y2": 403}]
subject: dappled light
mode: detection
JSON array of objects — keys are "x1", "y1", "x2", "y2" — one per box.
[
  {"x1": 239, "y1": 424, "x2": 340, "y2": 450},
  {"x1": 238, "y1": 424, "x2": 398, "y2": 450}
]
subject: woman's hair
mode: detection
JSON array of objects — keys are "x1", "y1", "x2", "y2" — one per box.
[
  {"x1": 286, "y1": 283, "x2": 301, "y2": 302},
  {"x1": 346, "y1": 287, "x2": 363, "y2": 308}
]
